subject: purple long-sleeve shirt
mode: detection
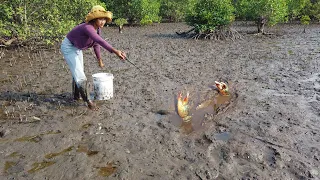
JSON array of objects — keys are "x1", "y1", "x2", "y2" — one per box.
[{"x1": 66, "y1": 23, "x2": 114, "y2": 60}]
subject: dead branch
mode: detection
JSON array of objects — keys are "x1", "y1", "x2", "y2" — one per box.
[
  {"x1": 176, "y1": 28, "x2": 195, "y2": 36},
  {"x1": 0, "y1": 38, "x2": 17, "y2": 47}
]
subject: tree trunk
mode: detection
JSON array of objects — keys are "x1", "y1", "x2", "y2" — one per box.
[
  {"x1": 24, "y1": 1, "x2": 28, "y2": 34},
  {"x1": 119, "y1": 25, "x2": 123, "y2": 34},
  {"x1": 257, "y1": 16, "x2": 267, "y2": 34}
]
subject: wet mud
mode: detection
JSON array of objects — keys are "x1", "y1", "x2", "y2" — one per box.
[{"x1": 0, "y1": 22, "x2": 319, "y2": 179}]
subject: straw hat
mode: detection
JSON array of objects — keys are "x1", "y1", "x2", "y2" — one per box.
[{"x1": 85, "y1": 5, "x2": 113, "y2": 23}]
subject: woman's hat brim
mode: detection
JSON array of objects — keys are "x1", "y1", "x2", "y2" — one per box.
[{"x1": 85, "y1": 11, "x2": 112, "y2": 23}]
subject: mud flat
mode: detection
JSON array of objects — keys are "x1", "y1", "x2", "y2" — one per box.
[{"x1": 0, "y1": 22, "x2": 319, "y2": 179}]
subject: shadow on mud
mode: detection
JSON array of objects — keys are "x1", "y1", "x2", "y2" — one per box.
[
  {"x1": 146, "y1": 33, "x2": 189, "y2": 39},
  {"x1": 0, "y1": 91, "x2": 77, "y2": 107}
]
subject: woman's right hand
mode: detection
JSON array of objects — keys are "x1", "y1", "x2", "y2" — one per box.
[{"x1": 114, "y1": 49, "x2": 126, "y2": 60}]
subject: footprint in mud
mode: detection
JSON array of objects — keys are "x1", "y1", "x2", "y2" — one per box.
[
  {"x1": 207, "y1": 144, "x2": 231, "y2": 165},
  {"x1": 97, "y1": 162, "x2": 117, "y2": 177},
  {"x1": 299, "y1": 73, "x2": 320, "y2": 98},
  {"x1": 299, "y1": 73, "x2": 320, "y2": 115},
  {"x1": 3, "y1": 152, "x2": 26, "y2": 174},
  {"x1": 265, "y1": 146, "x2": 281, "y2": 168},
  {"x1": 195, "y1": 166, "x2": 219, "y2": 179},
  {"x1": 28, "y1": 161, "x2": 56, "y2": 173},
  {"x1": 4, "y1": 161, "x2": 24, "y2": 174}
]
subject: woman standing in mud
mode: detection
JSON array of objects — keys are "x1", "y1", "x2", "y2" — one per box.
[{"x1": 60, "y1": 5, "x2": 126, "y2": 110}]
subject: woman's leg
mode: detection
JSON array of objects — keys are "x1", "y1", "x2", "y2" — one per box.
[
  {"x1": 72, "y1": 78, "x2": 81, "y2": 100},
  {"x1": 71, "y1": 50, "x2": 96, "y2": 109},
  {"x1": 61, "y1": 38, "x2": 96, "y2": 109}
]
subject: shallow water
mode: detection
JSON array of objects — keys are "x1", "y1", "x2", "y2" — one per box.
[
  {"x1": 215, "y1": 131, "x2": 231, "y2": 142},
  {"x1": 170, "y1": 91, "x2": 232, "y2": 134}
]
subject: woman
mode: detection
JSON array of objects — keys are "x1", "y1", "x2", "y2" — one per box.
[{"x1": 61, "y1": 5, "x2": 126, "y2": 110}]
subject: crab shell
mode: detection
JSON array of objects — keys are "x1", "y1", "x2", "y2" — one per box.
[{"x1": 215, "y1": 81, "x2": 230, "y2": 96}]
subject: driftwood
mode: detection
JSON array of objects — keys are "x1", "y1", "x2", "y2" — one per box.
[
  {"x1": 0, "y1": 38, "x2": 17, "y2": 47},
  {"x1": 176, "y1": 28, "x2": 195, "y2": 36}
]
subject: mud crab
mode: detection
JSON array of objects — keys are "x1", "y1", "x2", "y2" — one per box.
[
  {"x1": 215, "y1": 81, "x2": 230, "y2": 96},
  {"x1": 177, "y1": 91, "x2": 192, "y2": 121}
]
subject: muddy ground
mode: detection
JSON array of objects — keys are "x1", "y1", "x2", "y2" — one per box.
[{"x1": 0, "y1": 22, "x2": 319, "y2": 180}]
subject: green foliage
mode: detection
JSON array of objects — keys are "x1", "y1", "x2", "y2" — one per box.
[
  {"x1": 287, "y1": 0, "x2": 309, "y2": 20},
  {"x1": 312, "y1": 2, "x2": 320, "y2": 20},
  {"x1": 0, "y1": 0, "x2": 104, "y2": 45},
  {"x1": 159, "y1": 0, "x2": 195, "y2": 22},
  {"x1": 140, "y1": 17, "x2": 154, "y2": 25},
  {"x1": 185, "y1": 0, "x2": 235, "y2": 33},
  {"x1": 236, "y1": 0, "x2": 288, "y2": 26},
  {"x1": 136, "y1": 0, "x2": 161, "y2": 25},
  {"x1": 114, "y1": 18, "x2": 128, "y2": 26},
  {"x1": 302, "y1": 0, "x2": 320, "y2": 21},
  {"x1": 300, "y1": 15, "x2": 311, "y2": 25},
  {"x1": 106, "y1": 0, "x2": 161, "y2": 24},
  {"x1": 104, "y1": 0, "x2": 131, "y2": 19}
]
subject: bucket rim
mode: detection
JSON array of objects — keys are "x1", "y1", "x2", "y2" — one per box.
[{"x1": 92, "y1": 73, "x2": 113, "y2": 78}]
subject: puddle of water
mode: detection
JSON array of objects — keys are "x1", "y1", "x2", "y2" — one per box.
[
  {"x1": 168, "y1": 107, "x2": 214, "y2": 134},
  {"x1": 215, "y1": 132, "x2": 231, "y2": 142},
  {"x1": 97, "y1": 162, "x2": 117, "y2": 177},
  {"x1": 45, "y1": 146, "x2": 74, "y2": 159},
  {"x1": 14, "y1": 135, "x2": 42, "y2": 143},
  {"x1": 14, "y1": 130, "x2": 61, "y2": 143},
  {"x1": 168, "y1": 111, "x2": 204, "y2": 135},
  {"x1": 27, "y1": 161, "x2": 56, "y2": 173},
  {"x1": 8, "y1": 152, "x2": 25, "y2": 159},
  {"x1": 169, "y1": 92, "x2": 232, "y2": 134},
  {"x1": 4, "y1": 161, "x2": 16, "y2": 173},
  {"x1": 76, "y1": 144, "x2": 99, "y2": 156},
  {"x1": 180, "y1": 121, "x2": 194, "y2": 134},
  {"x1": 215, "y1": 94, "x2": 232, "y2": 106}
]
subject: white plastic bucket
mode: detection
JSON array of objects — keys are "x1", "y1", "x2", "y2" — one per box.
[{"x1": 92, "y1": 73, "x2": 114, "y2": 100}]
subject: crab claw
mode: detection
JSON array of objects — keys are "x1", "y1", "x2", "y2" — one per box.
[
  {"x1": 177, "y1": 91, "x2": 189, "y2": 119},
  {"x1": 215, "y1": 81, "x2": 230, "y2": 96},
  {"x1": 183, "y1": 92, "x2": 189, "y2": 103}
]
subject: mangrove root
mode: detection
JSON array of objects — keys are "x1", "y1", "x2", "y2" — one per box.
[{"x1": 176, "y1": 27, "x2": 242, "y2": 41}]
